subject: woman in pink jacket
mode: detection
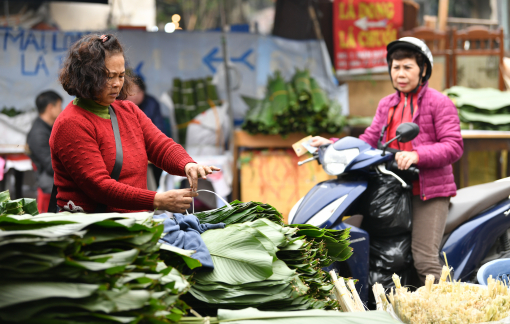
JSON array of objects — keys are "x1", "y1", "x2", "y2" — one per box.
[{"x1": 312, "y1": 38, "x2": 464, "y2": 283}]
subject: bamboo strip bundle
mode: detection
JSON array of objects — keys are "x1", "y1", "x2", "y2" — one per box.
[
  {"x1": 329, "y1": 270, "x2": 366, "y2": 312},
  {"x1": 376, "y1": 266, "x2": 510, "y2": 324}
]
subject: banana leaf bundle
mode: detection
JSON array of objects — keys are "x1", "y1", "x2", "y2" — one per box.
[
  {"x1": 274, "y1": 224, "x2": 353, "y2": 310},
  {"x1": 293, "y1": 69, "x2": 312, "y2": 103},
  {"x1": 241, "y1": 70, "x2": 344, "y2": 136},
  {"x1": 186, "y1": 218, "x2": 341, "y2": 314},
  {"x1": 0, "y1": 198, "x2": 190, "y2": 324},
  {"x1": 172, "y1": 78, "x2": 189, "y2": 145},
  {"x1": 326, "y1": 102, "x2": 347, "y2": 134},
  {"x1": 286, "y1": 82, "x2": 298, "y2": 111},
  {"x1": 182, "y1": 80, "x2": 197, "y2": 120},
  {"x1": 241, "y1": 96, "x2": 265, "y2": 133},
  {"x1": 172, "y1": 77, "x2": 222, "y2": 144},
  {"x1": 268, "y1": 72, "x2": 288, "y2": 117},
  {"x1": 194, "y1": 200, "x2": 284, "y2": 226},
  {"x1": 189, "y1": 201, "x2": 353, "y2": 314},
  {"x1": 172, "y1": 78, "x2": 184, "y2": 122},
  {"x1": 0, "y1": 191, "x2": 38, "y2": 216},
  {"x1": 310, "y1": 78, "x2": 329, "y2": 113},
  {"x1": 195, "y1": 79, "x2": 209, "y2": 114}
]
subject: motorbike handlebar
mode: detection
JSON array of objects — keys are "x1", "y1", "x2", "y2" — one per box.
[{"x1": 386, "y1": 160, "x2": 419, "y2": 175}]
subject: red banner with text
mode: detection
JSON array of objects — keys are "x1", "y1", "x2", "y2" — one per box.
[{"x1": 333, "y1": 0, "x2": 403, "y2": 75}]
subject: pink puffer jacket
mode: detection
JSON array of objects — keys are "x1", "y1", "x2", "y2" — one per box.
[{"x1": 359, "y1": 82, "x2": 464, "y2": 200}]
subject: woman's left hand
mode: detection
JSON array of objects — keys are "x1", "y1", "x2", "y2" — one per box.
[
  {"x1": 184, "y1": 163, "x2": 221, "y2": 191},
  {"x1": 395, "y1": 151, "x2": 419, "y2": 170}
]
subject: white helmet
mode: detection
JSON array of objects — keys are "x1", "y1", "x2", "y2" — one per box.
[{"x1": 386, "y1": 37, "x2": 433, "y2": 82}]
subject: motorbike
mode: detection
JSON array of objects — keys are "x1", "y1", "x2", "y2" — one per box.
[{"x1": 288, "y1": 122, "x2": 510, "y2": 303}]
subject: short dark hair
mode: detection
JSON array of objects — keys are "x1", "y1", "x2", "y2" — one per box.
[
  {"x1": 389, "y1": 48, "x2": 424, "y2": 68},
  {"x1": 59, "y1": 34, "x2": 133, "y2": 101},
  {"x1": 133, "y1": 75, "x2": 146, "y2": 93},
  {"x1": 35, "y1": 90, "x2": 62, "y2": 114}
]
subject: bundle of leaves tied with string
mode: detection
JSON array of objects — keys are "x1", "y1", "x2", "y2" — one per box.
[
  {"x1": 241, "y1": 69, "x2": 346, "y2": 136},
  {"x1": 171, "y1": 76, "x2": 221, "y2": 145},
  {"x1": 183, "y1": 201, "x2": 353, "y2": 315}
]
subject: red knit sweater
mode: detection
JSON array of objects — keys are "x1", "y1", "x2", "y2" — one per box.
[{"x1": 49, "y1": 100, "x2": 195, "y2": 213}]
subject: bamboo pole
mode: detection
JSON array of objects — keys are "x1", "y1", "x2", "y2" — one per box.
[
  {"x1": 438, "y1": 0, "x2": 449, "y2": 31},
  {"x1": 219, "y1": 0, "x2": 234, "y2": 155}
]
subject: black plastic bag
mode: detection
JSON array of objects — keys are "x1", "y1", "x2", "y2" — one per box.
[
  {"x1": 361, "y1": 173, "x2": 413, "y2": 237},
  {"x1": 370, "y1": 234, "x2": 413, "y2": 272}
]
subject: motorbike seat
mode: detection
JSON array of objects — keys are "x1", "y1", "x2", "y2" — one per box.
[{"x1": 445, "y1": 180, "x2": 510, "y2": 234}]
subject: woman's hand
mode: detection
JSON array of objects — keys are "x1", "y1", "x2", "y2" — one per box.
[
  {"x1": 185, "y1": 163, "x2": 221, "y2": 191},
  {"x1": 395, "y1": 151, "x2": 419, "y2": 170},
  {"x1": 310, "y1": 136, "x2": 333, "y2": 147},
  {"x1": 153, "y1": 188, "x2": 198, "y2": 213}
]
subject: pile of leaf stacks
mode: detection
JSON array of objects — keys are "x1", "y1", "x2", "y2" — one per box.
[
  {"x1": 0, "y1": 190, "x2": 190, "y2": 324},
  {"x1": 171, "y1": 76, "x2": 221, "y2": 145},
  {"x1": 446, "y1": 86, "x2": 510, "y2": 130},
  {"x1": 242, "y1": 69, "x2": 346, "y2": 136},
  {"x1": 181, "y1": 200, "x2": 353, "y2": 315}
]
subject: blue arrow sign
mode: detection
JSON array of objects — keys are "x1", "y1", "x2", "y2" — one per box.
[
  {"x1": 231, "y1": 48, "x2": 254, "y2": 71},
  {"x1": 133, "y1": 61, "x2": 144, "y2": 79},
  {"x1": 202, "y1": 47, "x2": 254, "y2": 73}
]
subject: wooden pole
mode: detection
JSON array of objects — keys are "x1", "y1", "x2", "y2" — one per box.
[{"x1": 438, "y1": 0, "x2": 449, "y2": 31}]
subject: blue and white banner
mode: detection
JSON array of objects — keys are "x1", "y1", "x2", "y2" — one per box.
[{"x1": 0, "y1": 28, "x2": 347, "y2": 122}]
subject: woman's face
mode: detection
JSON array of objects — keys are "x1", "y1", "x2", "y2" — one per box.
[
  {"x1": 390, "y1": 57, "x2": 426, "y2": 93},
  {"x1": 96, "y1": 53, "x2": 125, "y2": 106}
]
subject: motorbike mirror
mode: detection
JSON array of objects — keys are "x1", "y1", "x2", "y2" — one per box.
[{"x1": 396, "y1": 122, "x2": 420, "y2": 143}]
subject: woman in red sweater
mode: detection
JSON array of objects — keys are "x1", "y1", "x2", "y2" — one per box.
[{"x1": 50, "y1": 34, "x2": 218, "y2": 213}]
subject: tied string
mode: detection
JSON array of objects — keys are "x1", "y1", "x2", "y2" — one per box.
[{"x1": 185, "y1": 189, "x2": 233, "y2": 215}]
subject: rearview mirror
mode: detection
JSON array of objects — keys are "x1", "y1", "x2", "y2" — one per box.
[{"x1": 396, "y1": 123, "x2": 420, "y2": 143}]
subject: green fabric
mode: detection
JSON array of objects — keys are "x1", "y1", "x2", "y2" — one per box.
[{"x1": 74, "y1": 98, "x2": 110, "y2": 119}]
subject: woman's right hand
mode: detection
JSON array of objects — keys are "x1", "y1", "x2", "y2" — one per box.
[
  {"x1": 310, "y1": 136, "x2": 333, "y2": 147},
  {"x1": 153, "y1": 188, "x2": 198, "y2": 213}
]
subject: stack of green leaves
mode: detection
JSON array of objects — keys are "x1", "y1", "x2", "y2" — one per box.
[
  {"x1": 187, "y1": 201, "x2": 353, "y2": 315},
  {"x1": 171, "y1": 76, "x2": 222, "y2": 145},
  {"x1": 446, "y1": 86, "x2": 510, "y2": 130},
  {"x1": 193, "y1": 200, "x2": 284, "y2": 226},
  {"x1": 0, "y1": 202, "x2": 190, "y2": 324},
  {"x1": 241, "y1": 69, "x2": 346, "y2": 136},
  {"x1": 186, "y1": 218, "x2": 330, "y2": 314},
  {"x1": 277, "y1": 223, "x2": 353, "y2": 308},
  {"x1": 0, "y1": 190, "x2": 38, "y2": 216}
]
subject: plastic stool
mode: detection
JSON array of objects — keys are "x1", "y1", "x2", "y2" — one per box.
[{"x1": 477, "y1": 258, "x2": 510, "y2": 286}]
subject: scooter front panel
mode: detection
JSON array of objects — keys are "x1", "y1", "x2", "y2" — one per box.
[
  {"x1": 442, "y1": 198, "x2": 510, "y2": 281},
  {"x1": 332, "y1": 136, "x2": 372, "y2": 152},
  {"x1": 291, "y1": 178, "x2": 367, "y2": 227}
]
